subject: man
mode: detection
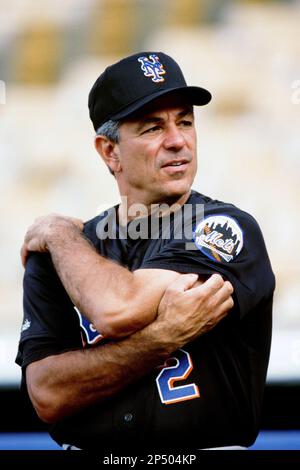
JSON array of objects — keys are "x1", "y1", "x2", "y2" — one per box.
[{"x1": 17, "y1": 52, "x2": 275, "y2": 450}]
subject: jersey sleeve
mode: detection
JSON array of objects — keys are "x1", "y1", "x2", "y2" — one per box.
[
  {"x1": 140, "y1": 208, "x2": 275, "y2": 318},
  {"x1": 16, "y1": 252, "x2": 81, "y2": 370}
]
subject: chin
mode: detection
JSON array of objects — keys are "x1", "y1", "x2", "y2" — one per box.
[
  {"x1": 157, "y1": 184, "x2": 191, "y2": 204},
  {"x1": 165, "y1": 179, "x2": 192, "y2": 195}
]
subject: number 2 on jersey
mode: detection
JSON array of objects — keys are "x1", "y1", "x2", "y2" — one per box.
[{"x1": 156, "y1": 349, "x2": 200, "y2": 405}]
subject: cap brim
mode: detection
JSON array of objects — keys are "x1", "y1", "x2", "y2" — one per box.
[{"x1": 110, "y1": 86, "x2": 212, "y2": 121}]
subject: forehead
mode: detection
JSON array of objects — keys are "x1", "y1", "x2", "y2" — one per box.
[{"x1": 125, "y1": 93, "x2": 193, "y2": 122}]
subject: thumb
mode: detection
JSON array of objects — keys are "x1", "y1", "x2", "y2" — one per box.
[{"x1": 168, "y1": 273, "x2": 199, "y2": 292}]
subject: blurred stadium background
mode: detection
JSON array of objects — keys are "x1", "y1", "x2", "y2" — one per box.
[{"x1": 0, "y1": 0, "x2": 299, "y2": 450}]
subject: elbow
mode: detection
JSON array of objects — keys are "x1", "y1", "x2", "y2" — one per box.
[
  {"x1": 26, "y1": 360, "x2": 66, "y2": 424},
  {"x1": 98, "y1": 322, "x2": 122, "y2": 339},
  {"x1": 99, "y1": 314, "x2": 147, "y2": 339},
  {"x1": 35, "y1": 400, "x2": 61, "y2": 425},
  {"x1": 96, "y1": 302, "x2": 155, "y2": 339},
  {"x1": 28, "y1": 381, "x2": 61, "y2": 424}
]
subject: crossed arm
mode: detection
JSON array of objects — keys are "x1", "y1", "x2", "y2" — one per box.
[
  {"x1": 21, "y1": 214, "x2": 234, "y2": 423},
  {"x1": 21, "y1": 214, "x2": 234, "y2": 339}
]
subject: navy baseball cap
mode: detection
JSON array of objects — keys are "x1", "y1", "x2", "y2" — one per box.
[{"x1": 88, "y1": 51, "x2": 212, "y2": 131}]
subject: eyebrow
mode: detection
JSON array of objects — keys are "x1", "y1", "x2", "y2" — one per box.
[{"x1": 135, "y1": 107, "x2": 193, "y2": 132}]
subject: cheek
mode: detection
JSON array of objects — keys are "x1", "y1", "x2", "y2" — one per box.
[
  {"x1": 192, "y1": 154, "x2": 197, "y2": 173},
  {"x1": 130, "y1": 145, "x2": 158, "y2": 175},
  {"x1": 190, "y1": 136, "x2": 197, "y2": 169},
  {"x1": 120, "y1": 149, "x2": 154, "y2": 183}
]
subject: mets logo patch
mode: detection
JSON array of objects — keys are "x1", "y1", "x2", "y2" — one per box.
[
  {"x1": 138, "y1": 54, "x2": 166, "y2": 83},
  {"x1": 193, "y1": 215, "x2": 243, "y2": 263},
  {"x1": 74, "y1": 306, "x2": 103, "y2": 347}
]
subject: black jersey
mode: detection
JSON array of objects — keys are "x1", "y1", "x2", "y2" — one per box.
[{"x1": 16, "y1": 190, "x2": 275, "y2": 449}]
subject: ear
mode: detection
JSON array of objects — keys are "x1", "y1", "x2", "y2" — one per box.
[{"x1": 94, "y1": 135, "x2": 121, "y2": 173}]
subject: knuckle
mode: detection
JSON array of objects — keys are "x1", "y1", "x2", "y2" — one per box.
[
  {"x1": 212, "y1": 273, "x2": 224, "y2": 286},
  {"x1": 206, "y1": 275, "x2": 224, "y2": 293},
  {"x1": 24, "y1": 232, "x2": 30, "y2": 243},
  {"x1": 206, "y1": 297, "x2": 218, "y2": 312},
  {"x1": 165, "y1": 285, "x2": 178, "y2": 296}
]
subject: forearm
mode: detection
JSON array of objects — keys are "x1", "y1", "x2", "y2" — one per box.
[
  {"x1": 27, "y1": 321, "x2": 174, "y2": 423},
  {"x1": 46, "y1": 222, "x2": 139, "y2": 336}
]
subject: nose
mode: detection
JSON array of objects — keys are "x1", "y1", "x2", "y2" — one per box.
[{"x1": 163, "y1": 125, "x2": 185, "y2": 152}]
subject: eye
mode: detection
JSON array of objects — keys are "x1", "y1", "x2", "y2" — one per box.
[
  {"x1": 180, "y1": 119, "x2": 193, "y2": 127},
  {"x1": 142, "y1": 125, "x2": 162, "y2": 134}
]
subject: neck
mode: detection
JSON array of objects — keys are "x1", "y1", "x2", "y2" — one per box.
[{"x1": 118, "y1": 190, "x2": 192, "y2": 223}]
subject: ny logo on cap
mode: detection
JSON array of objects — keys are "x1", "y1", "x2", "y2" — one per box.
[{"x1": 138, "y1": 55, "x2": 166, "y2": 83}]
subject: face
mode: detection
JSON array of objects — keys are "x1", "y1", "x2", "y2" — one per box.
[{"x1": 113, "y1": 94, "x2": 197, "y2": 205}]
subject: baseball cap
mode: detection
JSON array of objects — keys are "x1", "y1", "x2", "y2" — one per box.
[{"x1": 88, "y1": 51, "x2": 212, "y2": 131}]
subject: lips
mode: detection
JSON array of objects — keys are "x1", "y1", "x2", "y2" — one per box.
[{"x1": 161, "y1": 158, "x2": 190, "y2": 168}]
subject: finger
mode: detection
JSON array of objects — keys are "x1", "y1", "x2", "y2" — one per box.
[
  {"x1": 187, "y1": 273, "x2": 224, "y2": 297},
  {"x1": 225, "y1": 295, "x2": 234, "y2": 311},
  {"x1": 24, "y1": 226, "x2": 34, "y2": 245},
  {"x1": 212, "y1": 281, "x2": 234, "y2": 304},
  {"x1": 20, "y1": 243, "x2": 29, "y2": 268},
  {"x1": 166, "y1": 273, "x2": 199, "y2": 293},
  {"x1": 215, "y1": 296, "x2": 234, "y2": 318},
  {"x1": 205, "y1": 273, "x2": 224, "y2": 289}
]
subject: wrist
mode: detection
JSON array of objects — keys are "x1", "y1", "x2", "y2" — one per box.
[
  {"x1": 46, "y1": 217, "x2": 82, "y2": 250},
  {"x1": 144, "y1": 320, "x2": 179, "y2": 359}
]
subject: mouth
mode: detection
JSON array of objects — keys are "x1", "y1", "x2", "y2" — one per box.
[
  {"x1": 161, "y1": 159, "x2": 190, "y2": 173},
  {"x1": 161, "y1": 158, "x2": 190, "y2": 168}
]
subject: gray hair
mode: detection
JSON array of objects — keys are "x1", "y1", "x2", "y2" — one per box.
[
  {"x1": 96, "y1": 119, "x2": 121, "y2": 143},
  {"x1": 96, "y1": 120, "x2": 121, "y2": 175}
]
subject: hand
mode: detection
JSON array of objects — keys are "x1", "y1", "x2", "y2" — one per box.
[
  {"x1": 156, "y1": 273, "x2": 234, "y2": 348},
  {"x1": 21, "y1": 213, "x2": 84, "y2": 267}
]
